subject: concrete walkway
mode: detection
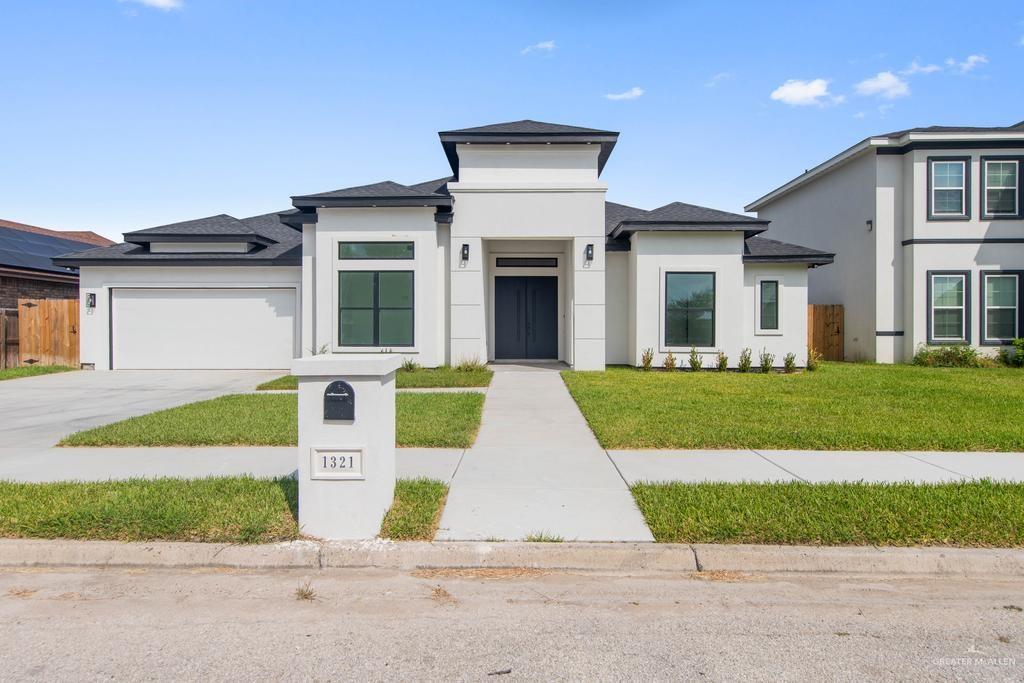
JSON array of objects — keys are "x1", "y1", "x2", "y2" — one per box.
[
  {"x1": 436, "y1": 364, "x2": 654, "y2": 542},
  {"x1": 610, "y1": 449, "x2": 1024, "y2": 484}
]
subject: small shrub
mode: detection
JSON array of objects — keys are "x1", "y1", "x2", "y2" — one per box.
[
  {"x1": 688, "y1": 348, "x2": 702, "y2": 372},
  {"x1": 806, "y1": 346, "x2": 823, "y2": 371},
  {"x1": 715, "y1": 351, "x2": 728, "y2": 372},
  {"x1": 913, "y1": 345, "x2": 983, "y2": 368},
  {"x1": 759, "y1": 348, "x2": 775, "y2": 373},
  {"x1": 663, "y1": 350, "x2": 677, "y2": 370},
  {"x1": 737, "y1": 347, "x2": 753, "y2": 373},
  {"x1": 455, "y1": 356, "x2": 488, "y2": 372},
  {"x1": 641, "y1": 348, "x2": 654, "y2": 371},
  {"x1": 999, "y1": 338, "x2": 1024, "y2": 367},
  {"x1": 783, "y1": 352, "x2": 797, "y2": 373},
  {"x1": 401, "y1": 358, "x2": 420, "y2": 372}
]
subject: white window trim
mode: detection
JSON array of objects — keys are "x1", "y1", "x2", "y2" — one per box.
[
  {"x1": 983, "y1": 159, "x2": 1019, "y2": 217},
  {"x1": 931, "y1": 160, "x2": 967, "y2": 216},
  {"x1": 755, "y1": 276, "x2": 783, "y2": 336},
  {"x1": 332, "y1": 237, "x2": 420, "y2": 353},
  {"x1": 982, "y1": 273, "x2": 1019, "y2": 344},
  {"x1": 659, "y1": 267, "x2": 718, "y2": 352},
  {"x1": 930, "y1": 273, "x2": 967, "y2": 342}
]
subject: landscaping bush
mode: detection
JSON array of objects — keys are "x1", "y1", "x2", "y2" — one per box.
[
  {"x1": 663, "y1": 350, "x2": 677, "y2": 370},
  {"x1": 806, "y1": 346, "x2": 822, "y2": 371},
  {"x1": 715, "y1": 351, "x2": 728, "y2": 372},
  {"x1": 998, "y1": 338, "x2": 1024, "y2": 367},
  {"x1": 913, "y1": 345, "x2": 986, "y2": 368},
  {"x1": 688, "y1": 347, "x2": 702, "y2": 372},
  {"x1": 783, "y1": 352, "x2": 797, "y2": 373},
  {"x1": 758, "y1": 348, "x2": 775, "y2": 373},
  {"x1": 401, "y1": 358, "x2": 420, "y2": 372},
  {"x1": 641, "y1": 348, "x2": 654, "y2": 371},
  {"x1": 737, "y1": 347, "x2": 752, "y2": 373},
  {"x1": 455, "y1": 356, "x2": 488, "y2": 372}
]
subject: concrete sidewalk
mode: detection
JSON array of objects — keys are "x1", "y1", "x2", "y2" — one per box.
[
  {"x1": 609, "y1": 449, "x2": 1024, "y2": 484},
  {"x1": 436, "y1": 364, "x2": 654, "y2": 542},
  {"x1": 0, "y1": 447, "x2": 464, "y2": 483}
]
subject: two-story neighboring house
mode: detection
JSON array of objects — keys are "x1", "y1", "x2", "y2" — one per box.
[
  {"x1": 746, "y1": 121, "x2": 1024, "y2": 362},
  {"x1": 55, "y1": 120, "x2": 832, "y2": 371}
]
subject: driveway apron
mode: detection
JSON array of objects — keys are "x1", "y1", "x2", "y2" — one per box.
[{"x1": 436, "y1": 364, "x2": 654, "y2": 542}]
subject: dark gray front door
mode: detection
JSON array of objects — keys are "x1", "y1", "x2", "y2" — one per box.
[{"x1": 494, "y1": 276, "x2": 558, "y2": 359}]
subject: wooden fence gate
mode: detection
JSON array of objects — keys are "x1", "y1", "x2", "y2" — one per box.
[
  {"x1": 807, "y1": 304, "x2": 844, "y2": 361},
  {"x1": 18, "y1": 299, "x2": 80, "y2": 368},
  {"x1": 0, "y1": 308, "x2": 18, "y2": 369}
]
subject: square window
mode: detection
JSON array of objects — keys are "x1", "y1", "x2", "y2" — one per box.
[
  {"x1": 665, "y1": 273, "x2": 715, "y2": 347},
  {"x1": 930, "y1": 159, "x2": 968, "y2": 217},
  {"x1": 338, "y1": 270, "x2": 414, "y2": 346}
]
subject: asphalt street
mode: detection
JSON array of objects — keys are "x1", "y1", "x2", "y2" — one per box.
[{"x1": 1, "y1": 566, "x2": 1022, "y2": 681}]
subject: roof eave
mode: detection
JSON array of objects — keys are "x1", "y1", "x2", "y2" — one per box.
[
  {"x1": 742, "y1": 254, "x2": 835, "y2": 266},
  {"x1": 438, "y1": 133, "x2": 619, "y2": 178},
  {"x1": 291, "y1": 196, "x2": 451, "y2": 209},
  {"x1": 51, "y1": 256, "x2": 301, "y2": 268},
  {"x1": 611, "y1": 222, "x2": 769, "y2": 239},
  {"x1": 123, "y1": 233, "x2": 275, "y2": 246}
]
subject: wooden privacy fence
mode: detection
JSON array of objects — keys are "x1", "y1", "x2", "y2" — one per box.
[
  {"x1": 0, "y1": 308, "x2": 18, "y2": 369},
  {"x1": 807, "y1": 304, "x2": 844, "y2": 361},
  {"x1": 17, "y1": 298, "x2": 80, "y2": 368}
]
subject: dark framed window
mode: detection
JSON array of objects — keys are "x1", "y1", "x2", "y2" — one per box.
[
  {"x1": 338, "y1": 271, "x2": 414, "y2": 346},
  {"x1": 665, "y1": 272, "x2": 715, "y2": 347},
  {"x1": 981, "y1": 157, "x2": 1021, "y2": 218},
  {"x1": 338, "y1": 241, "x2": 414, "y2": 260},
  {"x1": 927, "y1": 157, "x2": 970, "y2": 220},
  {"x1": 495, "y1": 257, "x2": 558, "y2": 268},
  {"x1": 927, "y1": 271, "x2": 970, "y2": 345},
  {"x1": 759, "y1": 280, "x2": 779, "y2": 331},
  {"x1": 981, "y1": 271, "x2": 1021, "y2": 345}
]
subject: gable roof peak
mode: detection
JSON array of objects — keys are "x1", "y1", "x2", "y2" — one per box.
[{"x1": 439, "y1": 119, "x2": 617, "y2": 136}]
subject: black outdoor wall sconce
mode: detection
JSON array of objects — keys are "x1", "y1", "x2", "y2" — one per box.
[
  {"x1": 86, "y1": 293, "x2": 96, "y2": 309},
  {"x1": 585, "y1": 243, "x2": 594, "y2": 262},
  {"x1": 461, "y1": 243, "x2": 470, "y2": 262}
]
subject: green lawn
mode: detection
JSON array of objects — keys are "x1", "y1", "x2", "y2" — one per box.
[
  {"x1": 562, "y1": 363, "x2": 1024, "y2": 451},
  {"x1": 379, "y1": 478, "x2": 449, "y2": 540},
  {"x1": 0, "y1": 477, "x2": 299, "y2": 543},
  {"x1": 59, "y1": 392, "x2": 484, "y2": 448},
  {"x1": 0, "y1": 365, "x2": 76, "y2": 381},
  {"x1": 632, "y1": 481, "x2": 1024, "y2": 547},
  {"x1": 257, "y1": 367, "x2": 493, "y2": 391}
]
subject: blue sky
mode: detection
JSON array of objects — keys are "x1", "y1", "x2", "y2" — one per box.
[{"x1": 2, "y1": 0, "x2": 1022, "y2": 241}]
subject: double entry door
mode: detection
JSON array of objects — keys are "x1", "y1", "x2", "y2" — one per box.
[{"x1": 494, "y1": 276, "x2": 558, "y2": 360}]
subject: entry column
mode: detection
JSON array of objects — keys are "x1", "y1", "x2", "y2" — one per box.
[{"x1": 571, "y1": 237, "x2": 606, "y2": 370}]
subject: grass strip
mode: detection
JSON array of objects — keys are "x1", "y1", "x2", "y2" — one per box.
[
  {"x1": 379, "y1": 478, "x2": 449, "y2": 540},
  {"x1": 0, "y1": 476, "x2": 299, "y2": 543},
  {"x1": 632, "y1": 480, "x2": 1024, "y2": 547},
  {"x1": 0, "y1": 365, "x2": 76, "y2": 381},
  {"x1": 257, "y1": 367, "x2": 493, "y2": 391}
]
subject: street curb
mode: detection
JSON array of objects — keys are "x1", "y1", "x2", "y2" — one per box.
[{"x1": 0, "y1": 539, "x2": 1022, "y2": 576}]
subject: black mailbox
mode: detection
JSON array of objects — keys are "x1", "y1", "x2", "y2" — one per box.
[{"x1": 324, "y1": 381, "x2": 355, "y2": 420}]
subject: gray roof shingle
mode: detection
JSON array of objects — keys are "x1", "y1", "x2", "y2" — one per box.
[
  {"x1": 439, "y1": 120, "x2": 616, "y2": 135},
  {"x1": 291, "y1": 179, "x2": 452, "y2": 208},
  {"x1": 881, "y1": 121, "x2": 1024, "y2": 138},
  {"x1": 123, "y1": 214, "x2": 258, "y2": 241},
  {"x1": 743, "y1": 236, "x2": 834, "y2": 265},
  {"x1": 607, "y1": 200, "x2": 768, "y2": 239}
]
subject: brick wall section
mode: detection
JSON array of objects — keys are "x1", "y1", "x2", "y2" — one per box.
[{"x1": 0, "y1": 276, "x2": 78, "y2": 309}]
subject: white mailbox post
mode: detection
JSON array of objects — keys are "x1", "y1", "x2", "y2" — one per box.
[{"x1": 291, "y1": 354, "x2": 402, "y2": 540}]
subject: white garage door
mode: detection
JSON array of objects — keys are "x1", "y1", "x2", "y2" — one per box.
[{"x1": 112, "y1": 288, "x2": 297, "y2": 369}]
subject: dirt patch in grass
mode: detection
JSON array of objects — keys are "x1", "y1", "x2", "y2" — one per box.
[{"x1": 411, "y1": 567, "x2": 549, "y2": 580}]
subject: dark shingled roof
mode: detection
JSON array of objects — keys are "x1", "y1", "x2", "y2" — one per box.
[
  {"x1": 52, "y1": 212, "x2": 301, "y2": 267},
  {"x1": 291, "y1": 179, "x2": 452, "y2": 208},
  {"x1": 743, "y1": 236, "x2": 834, "y2": 265},
  {"x1": 881, "y1": 121, "x2": 1024, "y2": 138},
  {"x1": 607, "y1": 201, "x2": 768, "y2": 239},
  {"x1": 122, "y1": 214, "x2": 264, "y2": 243},
  {"x1": 439, "y1": 120, "x2": 616, "y2": 135}
]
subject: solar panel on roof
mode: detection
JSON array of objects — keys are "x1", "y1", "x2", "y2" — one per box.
[{"x1": 0, "y1": 226, "x2": 85, "y2": 274}]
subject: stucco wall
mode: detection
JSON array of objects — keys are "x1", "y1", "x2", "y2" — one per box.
[
  {"x1": 605, "y1": 251, "x2": 629, "y2": 364},
  {"x1": 755, "y1": 152, "x2": 877, "y2": 360},
  {"x1": 78, "y1": 265, "x2": 300, "y2": 370},
  {"x1": 313, "y1": 207, "x2": 445, "y2": 367}
]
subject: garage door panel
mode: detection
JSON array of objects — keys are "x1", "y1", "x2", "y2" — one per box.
[{"x1": 113, "y1": 288, "x2": 296, "y2": 369}]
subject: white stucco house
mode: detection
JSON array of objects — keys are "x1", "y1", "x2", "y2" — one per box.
[
  {"x1": 56, "y1": 120, "x2": 832, "y2": 371},
  {"x1": 747, "y1": 120, "x2": 1024, "y2": 363}
]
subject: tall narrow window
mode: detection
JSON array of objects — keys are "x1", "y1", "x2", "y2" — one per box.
[
  {"x1": 929, "y1": 273, "x2": 967, "y2": 343},
  {"x1": 759, "y1": 280, "x2": 779, "y2": 331},
  {"x1": 930, "y1": 159, "x2": 967, "y2": 217},
  {"x1": 665, "y1": 272, "x2": 715, "y2": 347},
  {"x1": 338, "y1": 271, "x2": 414, "y2": 346},
  {"x1": 983, "y1": 160, "x2": 1019, "y2": 217},
  {"x1": 983, "y1": 273, "x2": 1018, "y2": 343}
]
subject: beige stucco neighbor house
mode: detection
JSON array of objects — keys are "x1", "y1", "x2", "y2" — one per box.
[
  {"x1": 56, "y1": 120, "x2": 831, "y2": 371},
  {"x1": 747, "y1": 121, "x2": 1024, "y2": 363}
]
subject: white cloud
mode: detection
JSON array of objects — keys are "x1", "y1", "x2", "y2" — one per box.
[
  {"x1": 853, "y1": 111, "x2": 866, "y2": 119},
  {"x1": 900, "y1": 60, "x2": 942, "y2": 76},
  {"x1": 520, "y1": 40, "x2": 556, "y2": 55},
  {"x1": 705, "y1": 72, "x2": 734, "y2": 87},
  {"x1": 605, "y1": 86, "x2": 644, "y2": 101},
  {"x1": 946, "y1": 54, "x2": 988, "y2": 74},
  {"x1": 120, "y1": 0, "x2": 183, "y2": 9},
  {"x1": 854, "y1": 71, "x2": 910, "y2": 99},
  {"x1": 769, "y1": 78, "x2": 834, "y2": 107}
]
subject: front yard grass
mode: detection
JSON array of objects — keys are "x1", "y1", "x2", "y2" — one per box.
[
  {"x1": 257, "y1": 366, "x2": 493, "y2": 391},
  {"x1": 0, "y1": 476, "x2": 299, "y2": 543},
  {"x1": 562, "y1": 362, "x2": 1024, "y2": 451},
  {"x1": 379, "y1": 478, "x2": 448, "y2": 540},
  {"x1": 0, "y1": 365, "x2": 76, "y2": 381},
  {"x1": 632, "y1": 480, "x2": 1024, "y2": 547},
  {"x1": 59, "y1": 392, "x2": 484, "y2": 448}
]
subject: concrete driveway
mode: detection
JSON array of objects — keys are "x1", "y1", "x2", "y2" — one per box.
[{"x1": 0, "y1": 370, "x2": 280, "y2": 450}]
